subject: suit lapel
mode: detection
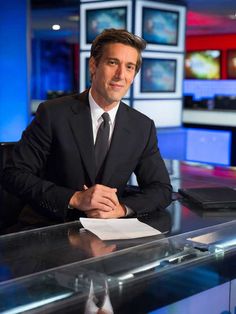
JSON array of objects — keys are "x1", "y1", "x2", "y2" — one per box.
[
  {"x1": 102, "y1": 103, "x2": 132, "y2": 185},
  {"x1": 69, "y1": 91, "x2": 96, "y2": 184},
  {"x1": 68, "y1": 95, "x2": 132, "y2": 186}
]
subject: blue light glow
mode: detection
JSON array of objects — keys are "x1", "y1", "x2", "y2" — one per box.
[
  {"x1": 186, "y1": 128, "x2": 231, "y2": 166},
  {"x1": 184, "y1": 79, "x2": 236, "y2": 100},
  {"x1": 0, "y1": 1, "x2": 30, "y2": 142}
]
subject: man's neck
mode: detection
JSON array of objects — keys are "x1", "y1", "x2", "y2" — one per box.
[{"x1": 90, "y1": 88, "x2": 119, "y2": 111}]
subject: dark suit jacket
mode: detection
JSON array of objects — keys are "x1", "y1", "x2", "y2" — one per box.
[{"x1": 2, "y1": 90, "x2": 172, "y2": 225}]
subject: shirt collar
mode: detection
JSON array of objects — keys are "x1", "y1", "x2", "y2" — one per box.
[{"x1": 89, "y1": 89, "x2": 119, "y2": 125}]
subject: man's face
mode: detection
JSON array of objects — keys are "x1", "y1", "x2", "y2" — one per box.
[{"x1": 89, "y1": 43, "x2": 138, "y2": 110}]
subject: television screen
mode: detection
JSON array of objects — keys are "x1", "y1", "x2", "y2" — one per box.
[
  {"x1": 141, "y1": 58, "x2": 176, "y2": 93},
  {"x1": 134, "y1": 51, "x2": 183, "y2": 99},
  {"x1": 86, "y1": 7, "x2": 127, "y2": 44},
  {"x1": 227, "y1": 50, "x2": 236, "y2": 78},
  {"x1": 185, "y1": 50, "x2": 221, "y2": 79},
  {"x1": 135, "y1": 1, "x2": 186, "y2": 52},
  {"x1": 142, "y1": 7, "x2": 179, "y2": 46}
]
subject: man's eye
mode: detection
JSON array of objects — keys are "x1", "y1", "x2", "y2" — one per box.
[
  {"x1": 109, "y1": 60, "x2": 117, "y2": 65},
  {"x1": 127, "y1": 65, "x2": 135, "y2": 71}
]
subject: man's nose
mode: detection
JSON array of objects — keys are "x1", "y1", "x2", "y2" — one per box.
[{"x1": 115, "y1": 64, "x2": 125, "y2": 79}]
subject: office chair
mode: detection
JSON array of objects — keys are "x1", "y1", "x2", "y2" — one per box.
[{"x1": 0, "y1": 142, "x2": 24, "y2": 233}]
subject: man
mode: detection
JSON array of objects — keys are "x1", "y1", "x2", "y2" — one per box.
[{"x1": 2, "y1": 29, "x2": 172, "y2": 226}]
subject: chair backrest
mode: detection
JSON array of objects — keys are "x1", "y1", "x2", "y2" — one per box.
[{"x1": 0, "y1": 142, "x2": 24, "y2": 231}]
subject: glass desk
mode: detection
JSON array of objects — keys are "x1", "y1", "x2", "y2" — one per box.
[
  {"x1": 0, "y1": 211, "x2": 171, "y2": 284},
  {"x1": 2, "y1": 220, "x2": 236, "y2": 313},
  {"x1": 1, "y1": 160, "x2": 236, "y2": 313}
]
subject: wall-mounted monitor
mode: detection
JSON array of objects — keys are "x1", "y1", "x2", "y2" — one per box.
[
  {"x1": 134, "y1": 52, "x2": 184, "y2": 99},
  {"x1": 141, "y1": 58, "x2": 176, "y2": 93},
  {"x1": 80, "y1": 0, "x2": 132, "y2": 50},
  {"x1": 227, "y1": 50, "x2": 236, "y2": 79},
  {"x1": 135, "y1": 0, "x2": 186, "y2": 52},
  {"x1": 185, "y1": 50, "x2": 221, "y2": 80}
]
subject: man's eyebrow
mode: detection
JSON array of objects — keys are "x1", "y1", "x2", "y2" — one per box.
[
  {"x1": 106, "y1": 57, "x2": 136, "y2": 65},
  {"x1": 106, "y1": 57, "x2": 118, "y2": 60}
]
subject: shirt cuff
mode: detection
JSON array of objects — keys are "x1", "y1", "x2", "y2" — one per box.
[{"x1": 124, "y1": 205, "x2": 134, "y2": 217}]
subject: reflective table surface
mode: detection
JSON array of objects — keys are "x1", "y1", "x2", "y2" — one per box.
[
  {"x1": 1, "y1": 160, "x2": 236, "y2": 313},
  {"x1": 2, "y1": 220, "x2": 236, "y2": 313}
]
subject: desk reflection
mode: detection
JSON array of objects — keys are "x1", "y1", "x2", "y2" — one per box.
[
  {"x1": 0, "y1": 210, "x2": 172, "y2": 284},
  {"x1": 68, "y1": 228, "x2": 116, "y2": 258}
]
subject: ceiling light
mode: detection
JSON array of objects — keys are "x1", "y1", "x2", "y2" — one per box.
[{"x1": 52, "y1": 24, "x2": 61, "y2": 31}]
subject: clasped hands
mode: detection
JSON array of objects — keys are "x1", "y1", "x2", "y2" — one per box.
[{"x1": 69, "y1": 184, "x2": 126, "y2": 218}]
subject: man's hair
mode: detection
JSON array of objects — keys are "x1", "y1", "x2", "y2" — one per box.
[{"x1": 90, "y1": 28, "x2": 146, "y2": 73}]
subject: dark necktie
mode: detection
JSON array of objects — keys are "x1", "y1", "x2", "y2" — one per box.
[{"x1": 95, "y1": 112, "x2": 110, "y2": 174}]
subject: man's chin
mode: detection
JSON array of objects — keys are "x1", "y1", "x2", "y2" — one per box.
[{"x1": 108, "y1": 91, "x2": 127, "y2": 102}]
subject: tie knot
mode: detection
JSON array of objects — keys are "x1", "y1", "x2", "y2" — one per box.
[{"x1": 102, "y1": 112, "x2": 110, "y2": 125}]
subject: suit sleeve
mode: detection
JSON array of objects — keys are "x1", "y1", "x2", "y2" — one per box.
[
  {"x1": 119, "y1": 120, "x2": 172, "y2": 216},
  {"x1": 2, "y1": 102, "x2": 76, "y2": 220}
]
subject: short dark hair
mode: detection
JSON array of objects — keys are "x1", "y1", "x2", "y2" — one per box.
[{"x1": 90, "y1": 28, "x2": 146, "y2": 73}]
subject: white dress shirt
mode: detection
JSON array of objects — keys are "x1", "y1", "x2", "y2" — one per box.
[
  {"x1": 88, "y1": 90, "x2": 133, "y2": 217},
  {"x1": 89, "y1": 90, "x2": 119, "y2": 144}
]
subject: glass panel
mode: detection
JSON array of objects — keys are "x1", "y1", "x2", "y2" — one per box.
[{"x1": 1, "y1": 220, "x2": 236, "y2": 313}]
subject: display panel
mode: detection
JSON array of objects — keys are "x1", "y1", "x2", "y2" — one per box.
[
  {"x1": 186, "y1": 128, "x2": 231, "y2": 166},
  {"x1": 183, "y1": 80, "x2": 236, "y2": 100},
  {"x1": 134, "y1": 52, "x2": 184, "y2": 99},
  {"x1": 133, "y1": 99, "x2": 182, "y2": 127},
  {"x1": 80, "y1": 1, "x2": 132, "y2": 50},
  {"x1": 185, "y1": 50, "x2": 221, "y2": 80},
  {"x1": 227, "y1": 50, "x2": 236, "y2": 79},
  {"x1": 141, "y1": 58, "x2": 177, "y2": 93},
  {"x1": 142, "y1": 7, "x2": 179, "y2": 46},
  {"x1": 135, "y1": 0, "x2": 186, "y2": 52}
]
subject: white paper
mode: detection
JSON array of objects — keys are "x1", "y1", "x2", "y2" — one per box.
[{"x1": 80, "y1": 218, "x2": 161, "y2": 240}]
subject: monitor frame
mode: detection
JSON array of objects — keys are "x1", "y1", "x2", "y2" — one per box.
[
  {"x1": 135, "y1": 0, "x2": 186, "y2": 52},
  {"x1": 134, "y1": 51, "x2": 184, "y2": 99},
  {"x1": 79, "y1": 51, "x2": 90, "y2": 92},
  {"x1": 80, "y1": 0, "x2": 132, "y2": 50}
]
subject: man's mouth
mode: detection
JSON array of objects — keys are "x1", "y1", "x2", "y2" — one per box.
[{"x1": 110, "y1": 82, "x2": 124, "y2": 89}]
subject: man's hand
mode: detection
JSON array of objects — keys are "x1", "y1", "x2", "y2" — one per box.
[
  {"x1": 69, "y1": 184, "x2": 119, "y2": 213},
  {"x1": 86, "y1": 203, "x2": 126, "y2": 218}
]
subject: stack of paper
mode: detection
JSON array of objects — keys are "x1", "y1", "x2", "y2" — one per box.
[{"x1": 80, "y1": 218, "x2": 161, "y2": 240}]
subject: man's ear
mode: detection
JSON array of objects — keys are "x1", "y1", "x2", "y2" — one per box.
[{"x1": 89, "y1": 57, "x2": 96, "y2": 76}]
